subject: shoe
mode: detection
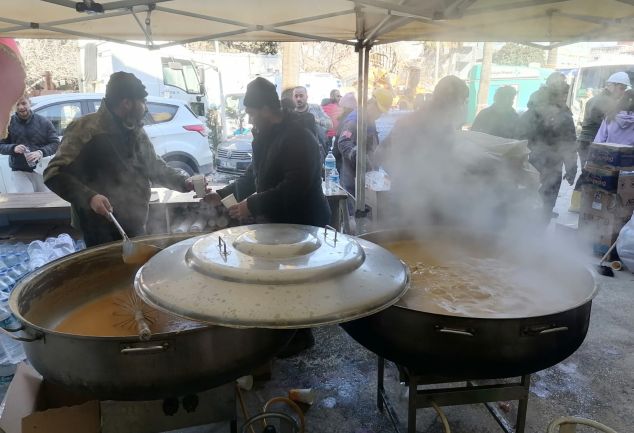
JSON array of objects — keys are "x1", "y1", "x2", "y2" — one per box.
[
  {"x1": 568, "y1": 190, "x2": 581, "y2": 213},
  {"x1": 277, "y1": 329, "x2": 315, "y2": 358}
]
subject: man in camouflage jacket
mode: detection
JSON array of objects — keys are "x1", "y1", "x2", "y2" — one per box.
[{"x1": 44, "y1": 72, "x2": 193, "y2": 247}]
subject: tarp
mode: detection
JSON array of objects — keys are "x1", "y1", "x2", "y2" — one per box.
[{"x1": 1, "y1": 0, "x2": 633, "y2": 48}]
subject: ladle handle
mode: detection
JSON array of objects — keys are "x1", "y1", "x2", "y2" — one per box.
[{"x1": 108, "y1": 211, "x2": 129, "y2": 242}]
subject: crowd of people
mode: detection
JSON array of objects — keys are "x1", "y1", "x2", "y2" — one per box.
[
  {"x1": 471, "y1": 71, "x2": 632, "y2": 218},
  {"x1": 2, "y1": 49, "x2": 633, "y2": 357}
]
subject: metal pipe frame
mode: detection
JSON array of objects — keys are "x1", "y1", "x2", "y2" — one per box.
[
  {"x1": 354, "y1": 40, "x2": 370, "y2": 213},
  {"x1": 377, "y1": 357, "x2": 531, "y2": 433}
]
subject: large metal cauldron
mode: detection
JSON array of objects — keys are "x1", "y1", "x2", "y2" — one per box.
[
  {"x1": 342, "y1": 229, "x2": 597, "y2": 379},
  {"x1": 7, "y1": 234, "x2": 294, "y2": 400}
]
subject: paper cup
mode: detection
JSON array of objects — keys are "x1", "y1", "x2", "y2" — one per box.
[
  {"x1": 610, "y1": 261, "x2": 622, "y2": 271},
  {"x1": 192, "y1": 174, "x2": 207, "y2": 197},
  {"x1": 221, "y1": 193, "x2": 238, "y2": 208}
]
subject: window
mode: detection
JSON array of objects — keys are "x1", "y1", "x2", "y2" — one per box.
[
  {"x1": 162, "y1": 58, "x2": 201, "y2": 94},
  {"x1": 146, "y1": 102, "x2": 178, "y2": 124},
  {"x1": 35, "y1": 102, "x2": 82, "y2": 136}
]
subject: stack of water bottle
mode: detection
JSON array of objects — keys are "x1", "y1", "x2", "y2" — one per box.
[
  {"x1": 324, "y1": 148, "x2": 340, "y2": 194},
  {"x1": 0, "y1": 235, "x2": 85, "y2": 392}
]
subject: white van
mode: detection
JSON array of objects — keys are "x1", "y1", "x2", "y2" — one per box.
[{"x1": 0, "y1": 93, "x2": 214, "y2": 192}]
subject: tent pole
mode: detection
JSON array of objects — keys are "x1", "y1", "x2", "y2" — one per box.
[{"x1": 355, "y1": 43, "x2": 370, "y2": 214}]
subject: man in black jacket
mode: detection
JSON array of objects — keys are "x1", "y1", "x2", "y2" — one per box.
[
  {"x1": 0, "y1": 95, "x2": 59, "y2": 192},
  {"x1": 205, "y1": 77, "x2": 330, "y2": 358},
  {"x1": 207, "y1": 77, "x2": 330, "y2": 227},
  {"x1": 518, "y1": 73, "x2": 577, "y2": 222},
  {"x1": 471, "y1": 86, "x2": 519, "y2": 139}
]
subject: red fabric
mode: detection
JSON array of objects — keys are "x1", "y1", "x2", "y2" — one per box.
[
  {"x1": 0, "y1": 38, "x2": 26, "y2": 138},
  {"x1": 322, "y1": 102, "x2": 342, "y2": 138}
]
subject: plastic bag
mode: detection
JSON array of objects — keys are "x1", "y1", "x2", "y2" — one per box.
[{"x1": 616, "y1": 212, "x2": 634, "y2": 272}]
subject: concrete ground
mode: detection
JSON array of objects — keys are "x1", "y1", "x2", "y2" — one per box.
[{"x1": 171, "y1": 181, "x2": 633, "y2": 433}]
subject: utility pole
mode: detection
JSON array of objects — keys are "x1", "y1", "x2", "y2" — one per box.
[{"x1": 476, "y1": 42, "x2": 494, "y2": 114}]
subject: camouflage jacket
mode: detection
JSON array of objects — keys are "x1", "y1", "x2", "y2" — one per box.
[{"x1": 44, "y1": 102, "x2": 188, "y2": 235}]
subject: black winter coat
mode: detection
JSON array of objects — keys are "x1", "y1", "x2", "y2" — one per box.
[
  {"x1": 218, "y1": 114, "x2": 330, "y2": 227},
  {"x1": 0, "y1": 112, "x2": 59, "y2": 171}
]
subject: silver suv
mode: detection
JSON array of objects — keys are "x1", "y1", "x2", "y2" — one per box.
[{"x1": 32, "y1": 93, "x2": 213, "y2": 176}]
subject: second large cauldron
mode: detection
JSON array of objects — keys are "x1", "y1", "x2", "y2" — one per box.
[{"x1": 342, "y1": 229, "x2": 597, "y2": 379}]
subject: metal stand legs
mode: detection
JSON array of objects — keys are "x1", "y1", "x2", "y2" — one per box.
[{"x1": 377, "y1": 356, "x2": 530, "y2": 433}]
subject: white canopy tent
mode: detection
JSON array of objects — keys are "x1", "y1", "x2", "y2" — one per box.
[
  {"x1": 2, "y1": 0, "x2": 633, "y2": 211},
  {"x1": 2, "y1": 0, "x2": 633, "y2": 47}
]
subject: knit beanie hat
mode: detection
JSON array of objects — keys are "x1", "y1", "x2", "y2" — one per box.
[
  {"x1": 106, "y1": 72, "x2": 148, "y2": 103},
  {"x1": 244, "y1": 77, "x2": 280, "y2": 110}
]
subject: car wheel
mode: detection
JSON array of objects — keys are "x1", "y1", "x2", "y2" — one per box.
[{"x1": 166, "y1": 160, "x2": 195, "y2": 177}]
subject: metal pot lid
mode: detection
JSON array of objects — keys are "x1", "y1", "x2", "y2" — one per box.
[{"x1": 135, "y1": 224, "x2": 409, "y2": 329}]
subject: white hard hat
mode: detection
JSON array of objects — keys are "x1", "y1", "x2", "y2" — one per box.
[{"x1": 606, "y1": 71, "x2": 631, "y2": 87}]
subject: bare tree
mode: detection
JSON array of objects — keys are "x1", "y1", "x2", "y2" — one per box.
[
  {"x1": 17, "y1": 39, "x2": 80, "y2": 91},
  {"x1": 300, "y1": 42, "x2": 356, "y2": 79}
]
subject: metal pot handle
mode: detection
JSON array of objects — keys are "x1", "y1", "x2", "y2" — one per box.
[
  {"x1": 120, "y1": 342, "x2": 169, "y2": 355},
  {"x1": 324, "y1": 225, "x2": 338, "y2": 244},
  {"x1": 434, "y1": 325, "x2": 475, "y2": 337},
  {"x1": 0, "y1": 325, "x2": 43, "y2": 342},
  {"x1": 522, "y1": 325, "x2": 569, "y2": 336}
]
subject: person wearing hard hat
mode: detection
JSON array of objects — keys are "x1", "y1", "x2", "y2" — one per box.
[
  {"x1": 336, "y1": 87, "x2": 393, "y2": 224},
  {"x1": 569, "y1": 71, "x2": 631, "y2": 212}
]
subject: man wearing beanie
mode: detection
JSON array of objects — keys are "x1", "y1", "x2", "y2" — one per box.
[
  {"x1": 205, "y1": 77, "x2": 330, "y2": 356},
  {"x1": 44, "y1": 72, "x2": 194, "y2": 247},
  {"x1": 207, "y1": 77, "x2": 330, "y2": 227}
]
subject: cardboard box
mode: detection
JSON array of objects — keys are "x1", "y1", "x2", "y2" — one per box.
[
  {"x1": 579, "y1": 185, "x2": 633, "y2": 255},
  {"x1": 587, "y1": 142, "x2": 634, "y2": 170},
  {"x1": 584, "y1": 164, "x2": 620, "y2": 192},
  {"x1": 618, "y1": 171, "x2": 634, "y2": 208},
  {"x1": 578, "y1": 211, "x2": 627, "y2": 255},
  {"x1": 0, "y1": 363, "x2": 100, "y2": 433},
  {"x1": 0, "y1": 363, "x2": 235, "y2": 433}
]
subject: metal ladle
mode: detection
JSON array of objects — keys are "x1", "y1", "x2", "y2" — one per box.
[{"x1": 107, "y1": 212, "x2": 161, "y2": 264}]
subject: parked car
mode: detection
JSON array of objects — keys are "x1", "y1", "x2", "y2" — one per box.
[
  {"x1": 214, "y1": 109, "x2": 412, "y2": 179},
  {"x1": 215, "y1": 131, "x2": 253, "y2": 176},
  {"x1": 0, "y1": 93, "x2": 214, "y2": 192}
]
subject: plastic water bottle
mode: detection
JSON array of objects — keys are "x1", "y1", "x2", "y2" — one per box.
[
  {"x1": 52, "y1": 234, "x2": 75, "y2": 257},
  {"x1": 0, "y1": 272, "x2": 14, "y2": 291},
  {"x1": 324, "y1": 149, "x2": 336, "y2": 173},
  {"x1": 27, "y1": 240, "x2": 51, "y2": 270},
  {"x1": 328, "y1": 168, "x2": 340, "y2": 193},
  {"x1": 324, "y1": 149, "x2": 336, "y2": 192},
  {"x1": 0, "y1": 305, "x2": 25, "y2": 364},
  {"x1": 75, "y1": 239, "x2": 86, "y2": 251}
]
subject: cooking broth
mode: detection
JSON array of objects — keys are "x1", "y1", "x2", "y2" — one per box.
[
  {"x1": 385, "y1": 239, "x2": 591, "y2": 318},
  {"x1": 55, "y1": 287, "x2": 204, "y2": 337}
]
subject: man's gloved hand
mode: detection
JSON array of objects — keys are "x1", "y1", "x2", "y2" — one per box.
[{"x1": 90, "y1": 194, "x2": 113, "y2": 216}]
